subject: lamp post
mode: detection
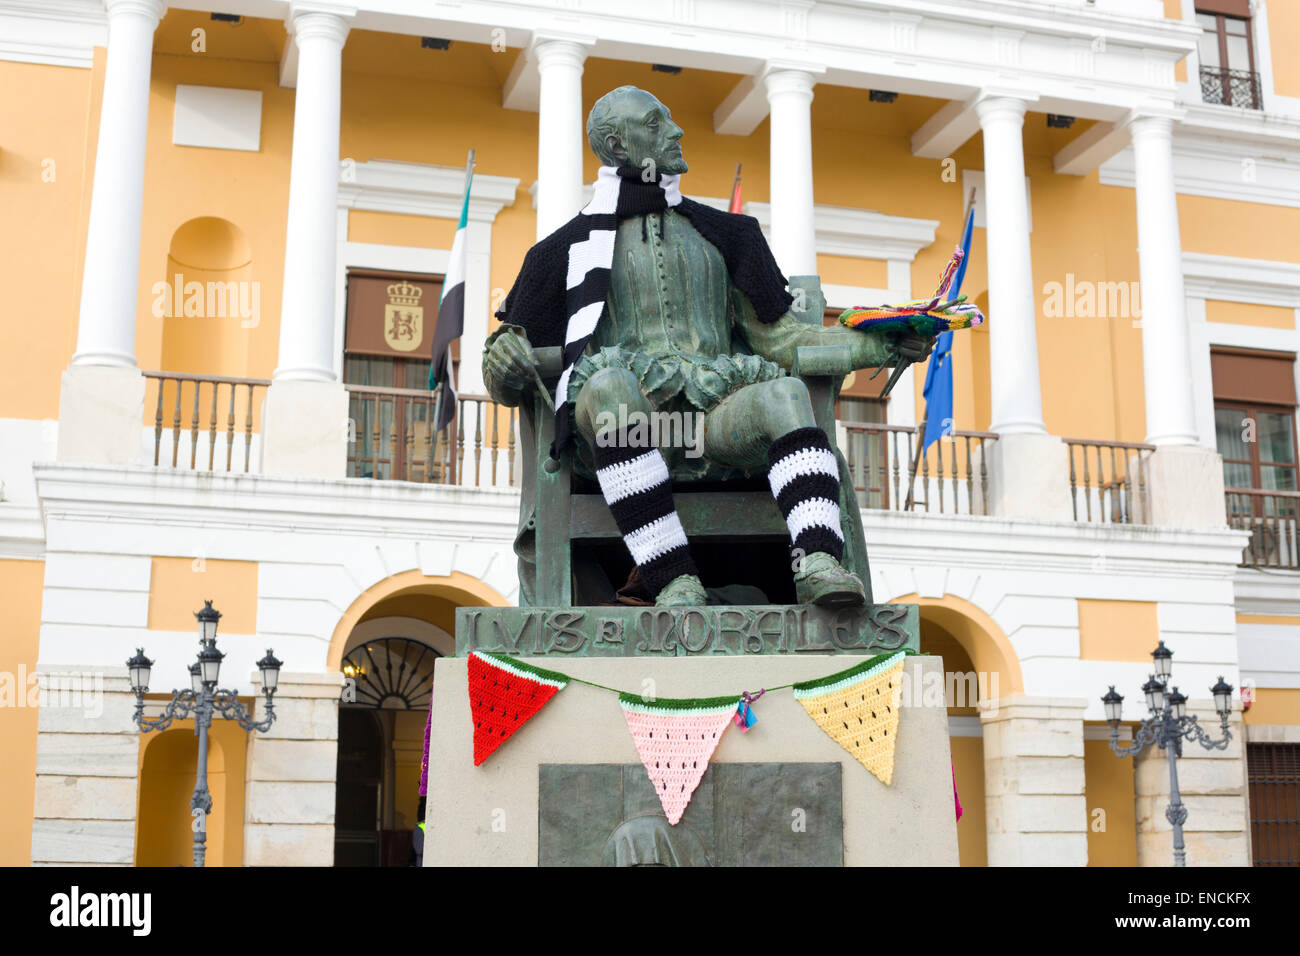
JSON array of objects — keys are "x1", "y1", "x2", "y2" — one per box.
[
  {"x1": 1100, "y1": 640, "x2": 1234, "y2": 867},
  {"x1": 128, "y1": 600, "x2": 282, "y2": 867}
]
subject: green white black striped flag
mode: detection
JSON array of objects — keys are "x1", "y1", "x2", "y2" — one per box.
[{"x1": 429, "y1": 150, "x2": 474, "y2": 432}]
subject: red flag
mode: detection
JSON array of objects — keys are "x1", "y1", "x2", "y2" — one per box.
[{"x1": 729, "y1": 162, "x2": 743, "y2": 214}]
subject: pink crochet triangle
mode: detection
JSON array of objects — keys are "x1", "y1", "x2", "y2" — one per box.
[{"x1": 620, "y1": 698, "x2": 735, "y2": 825}]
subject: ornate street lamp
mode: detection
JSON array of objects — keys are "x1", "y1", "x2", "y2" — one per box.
[
  {"x1": 1100, "y1": 641, "x2": 1233, "y2": 867},
  {"x1": 129, "y1": 601, "x2": 281, "y2": 867}
]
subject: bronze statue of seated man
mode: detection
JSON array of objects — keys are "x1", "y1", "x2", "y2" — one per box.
[{"x1": 485, "y1": 85, "x2": 931, "y2": 608}]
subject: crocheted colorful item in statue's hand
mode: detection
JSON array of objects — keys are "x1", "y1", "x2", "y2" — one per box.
[
  {"x1": 838, "y1": 246, "x2": 985, "y2": 338},
  {"x1": 793, "y1": 650, "x2": 907, "y2": 786},
  {"x1": 620, "y1": 694, "x2": 737, "y2": 825},
  {"x1": 468, "y1": 651, "x2": 569, "y2": 766}
]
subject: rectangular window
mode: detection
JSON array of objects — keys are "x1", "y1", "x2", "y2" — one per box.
[
  {"x1": 1213, "y1": 348, "x2": 1299, "y2": 567},
  {"x1": 1195, "y1": 4, "x2": 1261, "y2": 108}
]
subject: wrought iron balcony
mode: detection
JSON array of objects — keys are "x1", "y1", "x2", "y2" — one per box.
[
  {"x1": 1226, "y1": 488, "x2": 1300, "y2": 570},
  {"x1": 1199, "y1": 66, "x2": 1263, "y2": 110}
]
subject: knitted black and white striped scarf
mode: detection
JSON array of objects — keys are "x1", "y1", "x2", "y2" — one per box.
[{"x1": 554, "y1": 166, "x2": 683, "y2": 451}]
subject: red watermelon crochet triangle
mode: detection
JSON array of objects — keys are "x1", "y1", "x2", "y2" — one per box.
[
  {"x1": 468, "y1": 652, "x2": 569, "y2": 766},
  {"x1": 619, "y1": 694, "x2": 737, "y2": 825}
]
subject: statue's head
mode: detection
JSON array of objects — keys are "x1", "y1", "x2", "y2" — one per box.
[{"x1": 586, "y1": 86, "x2": 687, "y2": 176}]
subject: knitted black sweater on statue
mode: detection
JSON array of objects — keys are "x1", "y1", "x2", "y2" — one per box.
[{"x1": 495, "y1": 197, "x2": 794, "y2": 350}]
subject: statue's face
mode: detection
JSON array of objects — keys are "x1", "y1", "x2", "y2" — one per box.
[{"x1": 604, "y1": 90, "x2": 688, "y2": 176}]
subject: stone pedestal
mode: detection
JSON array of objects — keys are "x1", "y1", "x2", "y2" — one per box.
[
  {"x1": 980, "y1": 696, "x2": 1088, "y2": 866},
  {"x1": 1133, "y1": 703, "x2": 1249, "y2": 867},
  {"x1": 985, "y1": 432, "x2": 1073, "y2": 521},
  {"x1": 1140, "y1": 445, "x2": 1227, "y2": 530},
  {"x1": 259, "y1": 380, "x2": 349, "y2": 479},
  {"x1": 55, "y1": 365, "x2": 146, "y2": 466},
  {"x1": 427, "y1": 605, "x2": 959, "y2": 867},
  {"x1": 242, "y1": 671, "x2": 343, "y2": 867}
]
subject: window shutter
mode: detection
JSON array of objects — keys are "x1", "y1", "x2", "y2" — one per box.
[{"x1": 1211, "y1": 347, "x2": 1297, "y2": 406}]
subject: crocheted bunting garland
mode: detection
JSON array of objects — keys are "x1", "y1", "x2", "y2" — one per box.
[
  {"x1": 468, "y1": 652, "x2": 569, "y2": 766},
  {"x1": 619, "y1": 694, "x2": 737, "y2": 825},
  {"x1": 793, "y1": 651, "x2": 907, "y2": 786},
  {"x1": 418, "y1": 697, "x2": 433, "y2": 795}
]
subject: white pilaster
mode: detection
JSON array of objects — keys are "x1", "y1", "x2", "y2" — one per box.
[
  {"x1": 534, "y1": 34, "x2": 591, "y2": 240},
  {"x1": 262, "y1": 3, "x2": 353, "y2": 479},
  {"x1": 71, "y1": 0, "x2": 165, "y2": 370},
  {"x1": 274, "y1": 4, "x2": 352, "y2": 383},
  {"x1": 763, "y1": 64, "x2": 823, "y2": 278},
  {"x1": 975, "y1": 93, "x2": 1043, "y2": 436},
  {"x1": 1129, "y1": 109, "x2": 1198, "y2": 448}
]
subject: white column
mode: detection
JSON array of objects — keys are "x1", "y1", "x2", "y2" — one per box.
[
  {"x1": 57, "y1": 0, "x2": 162, "y2": 466},
  {"x1": 534, "y1": 35, "x2": 590, "y2": 240},
  {"x1": 260, "y1": 3, "x2": 352, "y2": 479},
  {"x1": 975, "y1": 93, "x2": 1073, "y2": 520},
  {"x1": 1130, "y1": 111, "x2": 1198, "y2": 447},
  {"x1": 274, "y1": 6, "x2": 351, "y2": 383},
  {"x1": 71, "y1": 0, "x2": 166, "y2": 368},
  {"x1": 976, "y1": 94, "x2": 1044, "y2": 436},
  {"x1": 763, "y1": 64, "x2": 822, "y2": 278},
  {"x1": 1125, "y1": 109, "x2": 1227, "y2": 528}
]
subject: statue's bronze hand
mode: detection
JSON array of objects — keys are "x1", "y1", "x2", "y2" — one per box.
[
  {"x1": 484, "y1": 327, "x2": 536, "y2": 394},
  {"x1": 887, "y1": 330, "x2": 936, "y2": 364}
]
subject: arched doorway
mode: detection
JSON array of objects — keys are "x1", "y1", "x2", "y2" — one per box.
[
  {"x1": 335, "y1": 632, "x2": 443, "y2": 867},
  {"x1": 328, "y1": 570, "x2": 509, "y2": 867}
]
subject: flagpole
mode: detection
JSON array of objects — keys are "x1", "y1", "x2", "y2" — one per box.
[
  {"x1": 903, "y1": 413, "x2": 927, "y2": 511},
  {"x1": 729, "y1": 162, "x2": 742, "y2": 213},
  {"x1": 903, "y1": 188, "x2": 975, "y2": 510},
  {"x1": 431, "y1": 149, "x2": 476, "y2": 475}
]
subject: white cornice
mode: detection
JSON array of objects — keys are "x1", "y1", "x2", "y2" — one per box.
[
  {"x1": 0, "y1": 503, "x2": 44, "y2": 560},
  {"x1": 745, "y1": 202, "x2": 939, "y2": 262},
  {"x1": 159, "y1": 0, "x2": 1197, "y2": 118},
  {"x1": 1099, "y1": 125, "x2": 1300, "y2": 209},
  {"x1": 862, "y1": 509, "x2": 1250, "y2": 582},
  {"x1": 33, "y1": 462, "x2": 522, "y2": 543},
  {"x1": 1182, "y1": 253, "x2": 1300, "y2": 308},
  {"x1": 1234, "y1": 568, "x2": 1300, "y2": 617},
  {"x1": 337, "y1": 159, "x2": 520, "y2": 224},
  {"x1": 0, "y1": 0, "x2": 107, "y2": 69}
]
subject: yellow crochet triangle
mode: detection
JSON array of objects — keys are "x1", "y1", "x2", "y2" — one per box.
[{"x1": 794, "y1": 651, "x2": 905, "y2": 786}]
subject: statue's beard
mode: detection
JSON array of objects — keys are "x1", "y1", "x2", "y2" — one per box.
[{"x1": 615, "y1": 154, "x2": 688, "y2": 176}]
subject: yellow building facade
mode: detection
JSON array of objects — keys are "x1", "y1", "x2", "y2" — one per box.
[{"x1": 1, "y1": 0, "x2": 1297, "y2": 866}]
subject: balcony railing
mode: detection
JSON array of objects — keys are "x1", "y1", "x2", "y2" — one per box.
[
  {"x1": 144, "y1": 371, "x2": 269, "y2": 473},
  {"x1": 1226, "y1": 489, "x2": 1300, "y2": 570},
  {"x1": 840, "y1": 422, "x2": 997, "y2": 516},
  {"x1": 1064, "y1": 438, "x2": 1153, "y2": 525},
  {"x1": 1199, "y1": 66, "x2": 1263, "y2": 110},
  {"x1": 346, "y1": 386, "x2": 516, "y2": 488}
]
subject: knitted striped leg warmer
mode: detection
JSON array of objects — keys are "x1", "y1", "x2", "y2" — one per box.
[
  {"x1": 592, "y1": 431, "x2": 698, "y2": 599},
  {"x1": 767, "y1": 426, "x2": 845, "y2": 562}
]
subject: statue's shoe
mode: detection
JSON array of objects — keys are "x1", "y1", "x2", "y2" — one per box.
[
  {"x1": 794, "y1": 552, "x2": 866, "y2": 608},
  {"x1": 656, "y1": 573, "x2": 708, "y2": 607}
]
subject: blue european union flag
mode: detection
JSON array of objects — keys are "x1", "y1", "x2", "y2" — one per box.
[
  {"x1": 921, "y1": 198, "x2": 974, "y2": 452},
  {"x1": 922, "y1": 331, "x2": 954, "y2": 452}
]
